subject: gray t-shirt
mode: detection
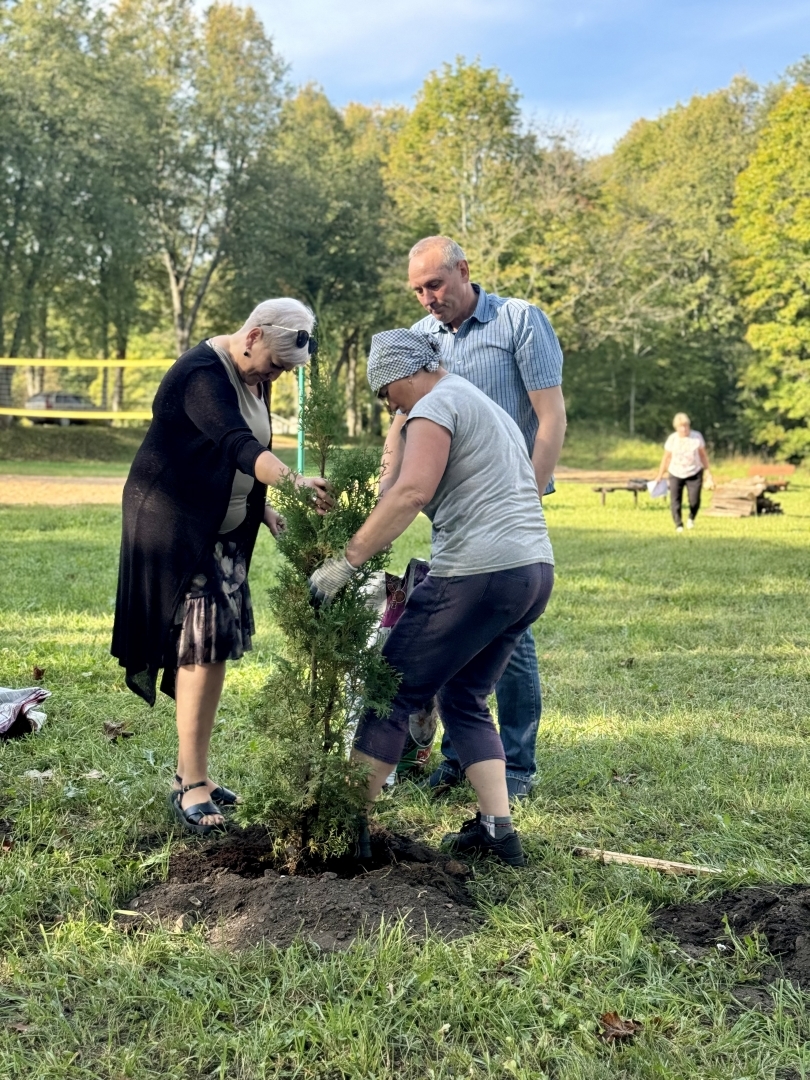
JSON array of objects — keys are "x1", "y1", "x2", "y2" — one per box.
[
  {"x1": 208, "y1": 341, "x2": 271, "y2": 533},
  {"x1": 404, "y1": 373, "x2": 554, "y2": 577}
]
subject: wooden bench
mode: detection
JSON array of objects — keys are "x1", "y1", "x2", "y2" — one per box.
[
  {"x1": 592, "y1": 480, "x2": 648, "y2": 506},
  {"x1": 747, "y1": 464, "x2": 795, "y2": 480}
]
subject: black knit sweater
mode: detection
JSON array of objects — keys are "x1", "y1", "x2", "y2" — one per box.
[{"x1": 111, "y1": 342, "x2": 271, "y2": 704}]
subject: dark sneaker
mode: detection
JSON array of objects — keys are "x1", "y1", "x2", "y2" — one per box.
[
  {"x1": 425, "y1": 763, "x2": 464, "y2": 795},
  {"x1": 441, "y1": 813, "x2": 527, "y2": 867},
  {"x1": 506, "y1": 776, "x2": 533, "y2": 803}
]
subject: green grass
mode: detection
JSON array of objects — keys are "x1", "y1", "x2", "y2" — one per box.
[
  {"x1": 556, "y1": 425, "x2": 663, "y2": 471},
  {"x1": 0, "y1": 420, "x2": 788, "y2": 480},
  {"x1": 1, "y1": 478, "x2": 810, "y2": 1078},
  {"x1": 0, "y1": 425, "x2": 148, "y2": 463},
  {"x1": 0, "y1": 448, "x2": 300, "y2": 478}
]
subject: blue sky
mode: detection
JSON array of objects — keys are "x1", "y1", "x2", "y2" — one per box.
[{"x1": 251, "y1": 0, "x2": 809, "y2": 152}]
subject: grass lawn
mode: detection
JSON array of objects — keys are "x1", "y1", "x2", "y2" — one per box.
[{"x1": 1, "y1": 468, "x2": 810, "y2": 1078}]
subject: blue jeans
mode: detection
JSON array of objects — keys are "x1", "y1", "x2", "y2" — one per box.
[{"x1": 438, "y1": 626, "x2": 541, "y2": 797}]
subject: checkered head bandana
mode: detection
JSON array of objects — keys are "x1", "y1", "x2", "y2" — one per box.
[{"x1": 366, "y1": 329, "x2": 441, "y2": 394}]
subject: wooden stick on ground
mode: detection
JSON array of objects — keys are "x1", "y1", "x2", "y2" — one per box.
[{"x1": 572, "y1": 847, "x2": 722, "y2": 876}]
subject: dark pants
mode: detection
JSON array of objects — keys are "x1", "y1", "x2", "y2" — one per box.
[
  {"x1": 353, "y1": 562, "x2": 554, "y2": 769},
  {"x1": 668, "y1": 470, "x2": 703, "y2": 528},
  {"x1": 438, "y1": 627, "x2": 541, "y2": 796}
]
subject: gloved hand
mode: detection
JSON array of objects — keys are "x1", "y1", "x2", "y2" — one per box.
[{"x1": 308, "y1": 553, "x2": 360, "y2": 608}]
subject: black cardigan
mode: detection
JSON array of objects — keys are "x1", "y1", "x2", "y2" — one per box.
[{"x1": 111, "y1": 342, "x2": 272, "y2": 704}]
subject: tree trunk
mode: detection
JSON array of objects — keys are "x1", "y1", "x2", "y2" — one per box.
[
  {"x1": 370, "y1": 397, "x2": 382, "y2": 438},
  {"x1": 345, "y1": 340, "x2": 358, "y2": 438},
  {"x1": 628, "y1": 367, "x2": 636, "y2": 437},
  {"x1": 112, "y1": 368, "x2": 124, "y2": 412},
  {"x1": 0, "y1": 368, "x2": 13, "y2": 416},
  {"x1": 26, "y1": 366, "x2": 45, "y2": 397},
  {"x1": 111, "y1": 331, "x2": 128, "y2": 413},
  {"x1": 100, "y1": 280, "x2": 110, "y2": 409},
  {"x1": 26, "y1": 306, "x2": 48, "y2": 397}
]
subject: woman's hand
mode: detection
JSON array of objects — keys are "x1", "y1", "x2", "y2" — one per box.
[
  {"x1": 294, "y1": 474, "x2": 334, "y2": 515},
  {"x1": 308, "y1": 553, "x2": 360, "y2": 608},
  {"x1": 263, "y1": 505, "x2": 286, "y2": 537}
]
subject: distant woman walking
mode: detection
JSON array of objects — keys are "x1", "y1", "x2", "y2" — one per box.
[{"x1": 653, "y1": 412, "x2": 713, "y2": 533}]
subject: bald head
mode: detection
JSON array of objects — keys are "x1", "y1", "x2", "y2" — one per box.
[
  {"x1": 409, "y1": 235, "x2": 467, "y2": 269},
  {"x1": 408, "y1": 235, "x2": 477, "y2": 330}
]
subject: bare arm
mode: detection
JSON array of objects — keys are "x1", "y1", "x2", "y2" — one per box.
[
  {"x1": 655, "y1": 451, "x2": 672, "y2": 482},
  {"x1": 253, "y1": 449, "x2": 297, "y2": 487},
  {"x1": 698, "y1": 446, "x2": 710, "y2": 470},
  {"x1": 253, "y1": 450, "x2": 332, "y2": 511},
  {"x1": 347, "y1": 419, "x2": 450, "y2": 566},
  {"x1": 527, "y1": 385, "x2": 567, "y2": 497},
  {"x1": 378, "y1": 412, "x2": 407, "y2": 494}
]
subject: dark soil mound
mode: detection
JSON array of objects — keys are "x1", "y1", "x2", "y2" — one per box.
[
  {"x1": 654, "y1": 885, "x2": 810, "y2": 989},
  {"x1": 125, "y1": 825, "x2": 480, "y2": 951}
]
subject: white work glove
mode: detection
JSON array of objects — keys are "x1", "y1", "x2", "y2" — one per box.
[{"x1": 308, "y1": 553, "x2": 360, "y2": 608}]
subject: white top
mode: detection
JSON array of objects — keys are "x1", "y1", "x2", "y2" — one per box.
[
  {"x1": 208, "y1": 341, "x2": 271, "y2": 533},
  {"x1": 405, "y1": 373, "x2": 553, "y2": 577},
  {"x1": 665, "y1": 430, "x2": 705, "y2": 479}
]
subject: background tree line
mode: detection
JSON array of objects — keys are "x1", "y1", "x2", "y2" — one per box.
[{"x1": 1, "y1": 0, "x2": 808, "y2": 457}]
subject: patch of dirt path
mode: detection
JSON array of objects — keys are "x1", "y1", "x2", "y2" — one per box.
[
  {"x1": 125, "y1": 826, "x2": 480, "y2": 951},
  {"x1": 654, "y1": 885, "x2": 810, "y2": 990},
  {"x1": 0, "y1": 466, "x2": 658, "y2": 506},
  {"x1": 0, "y1": 473, "x2": 124, "y2": 505}
]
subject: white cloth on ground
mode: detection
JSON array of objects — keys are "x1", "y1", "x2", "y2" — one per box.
[{"x1": 0, "y1": 686, "x2": 50, "y2": 736}]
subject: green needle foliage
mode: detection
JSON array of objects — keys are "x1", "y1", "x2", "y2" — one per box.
[{"x1": 243, "y1": 359, "x2": 399, "y2": 858}]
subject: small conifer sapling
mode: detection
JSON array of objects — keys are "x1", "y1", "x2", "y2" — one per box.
[{"x1": 243, "y1": 359, "x2": 398, "y2": 859}]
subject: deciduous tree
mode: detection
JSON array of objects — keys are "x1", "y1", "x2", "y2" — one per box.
[{"x1": 734, "y1": 82, "x2": 810, "y2": 459}]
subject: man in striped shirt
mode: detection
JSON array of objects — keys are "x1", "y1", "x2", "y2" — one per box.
[{"x1": 381, "y1": 235, "x2": 566, "y2": 801}]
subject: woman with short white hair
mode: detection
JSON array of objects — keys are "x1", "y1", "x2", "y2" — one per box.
[
  {"x1": 653, "y1": 412, "x2": 713, "y2": 532},
  {"x1": 112, "y1": 299, "x2": 332, "y2": 833}
]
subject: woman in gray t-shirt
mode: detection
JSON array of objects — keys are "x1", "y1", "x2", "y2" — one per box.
[{"x1": 308, "y1": 329, "x2": 554, "y2": 866}]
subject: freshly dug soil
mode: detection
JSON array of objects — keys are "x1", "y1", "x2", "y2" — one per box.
[
  {"x1": 126, "y1": 825, "x2": 480, "y2": 951},
  {"x1": 654, "y1": 885, "x2": 810, "y2": 989}
]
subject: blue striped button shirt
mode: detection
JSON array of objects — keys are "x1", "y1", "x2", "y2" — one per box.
[{"x1": 411, "y1": 285, "x2": 563, "y2": 494}]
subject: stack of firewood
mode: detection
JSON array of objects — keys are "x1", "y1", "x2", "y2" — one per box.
[{"x1": 706, "y1": 476, "x2": 786, "y2": 517}]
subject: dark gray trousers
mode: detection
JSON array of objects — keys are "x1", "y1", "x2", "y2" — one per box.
[
  {"x1": 668, "y1": 470, "x2": 703, "y2": 528},
  {"x1": 354, "y1": 562, "x2": 554, "y2": 768}
]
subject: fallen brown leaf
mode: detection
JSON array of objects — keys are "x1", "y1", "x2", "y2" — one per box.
[
  {"x1": 32, "y1": 665, "x2": 45, "y2": 681},
  {"x1": 103, "y1": 721, "x2": 134, "y2": 741},
  {"x1": 7, "y1": 1022, "x2": 31, "y2": 1033},
  {"x1": 618, "y1": 657, "x2": 635, "y2": 668},
  {"x1": 611, "y1": 773, "x2": 639, "y2": 785},
  {"x1": 1, "y1": 836, "x2": 13, "y2": 854},
  {"x1": 599, "y1": 1011, "x2": 643, "y2": 1043}
]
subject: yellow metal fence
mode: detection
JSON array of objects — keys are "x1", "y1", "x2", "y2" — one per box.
[{"x1": 0, "y1": 358, "x2": 173, "y2": 422}]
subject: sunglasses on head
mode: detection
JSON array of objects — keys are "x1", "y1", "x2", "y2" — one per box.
[{"x1": 264, "y1": 323, "x2": 318, "y2": 356}]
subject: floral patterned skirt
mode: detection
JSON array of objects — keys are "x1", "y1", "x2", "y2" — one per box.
[{"x1": 174, "y1": 526, "x2": 255, "y2": 668}]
